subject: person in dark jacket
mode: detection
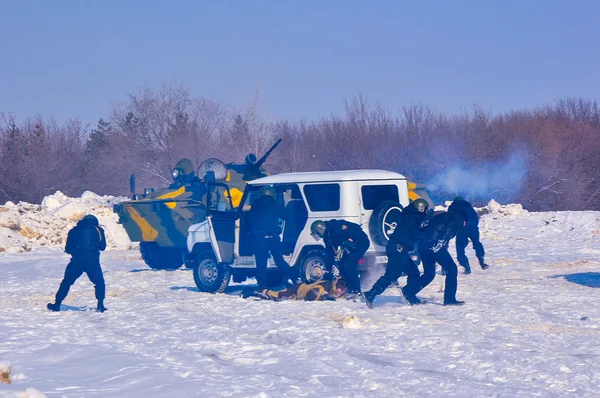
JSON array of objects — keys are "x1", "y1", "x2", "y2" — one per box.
[
  {"x1": 247, "y1": 185, "x2": 294, "y2": 288},
  {"x1": 47, "y1": 214, "x2": 107, "y2": 312},
  {"x1": 364, "y1": 199, "x2": 429, "y2": 308},
  {"x1": 241, "y1": 277, "x2": 348, "y2": 301},
  {"x1": 416, "y1": 207, "x2": 466, "y2": 306},
  {"x1": 448, "y1": 196, "x2": 489, "y2": 274},
  {"x1": 310, "y1": 219, "x2": 370, "y2": 299}
]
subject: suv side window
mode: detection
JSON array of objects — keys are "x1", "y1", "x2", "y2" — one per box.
[
  {"x1": 361, "y1": 184, "x2": 399, "y2": 210},
  {"x1": 303, "y1": 183, "x2": 340, "y2": 211}
]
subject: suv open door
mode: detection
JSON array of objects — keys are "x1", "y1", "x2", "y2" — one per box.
[{"x1": 205, "y1": 183, "x2": 236, "y2": 264}]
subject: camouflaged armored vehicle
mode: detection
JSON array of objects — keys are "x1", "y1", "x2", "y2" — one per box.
[{"x1": 113, "y1": 139, "x2": 281, "y2": 270}]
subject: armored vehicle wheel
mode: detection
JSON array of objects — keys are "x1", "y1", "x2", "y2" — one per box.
[
  {"x1": 193, "y1": 252, "x2": 231, "y2": 293},
  {"x1": 369, "y1": 200, "x2": 404, "y2": 246},
  {"x1": 140, "y1": 242, "x2": 184, "y2": 270}
]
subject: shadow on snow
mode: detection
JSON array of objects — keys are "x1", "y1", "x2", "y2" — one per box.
[{"x1": 552, "y1": 272, "x2": 600, "y2": 288}]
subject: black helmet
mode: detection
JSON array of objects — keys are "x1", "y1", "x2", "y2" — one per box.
[
  {"x1": 81, "y1": 214, "x2": 99, "y2": 225},
  {"x1": 258, "y1": 185, "x2": 275, "y2": 197},
  {"x1": 411, "y1": 198, "x2": 429, "y2": 213},
  {"x1": 172, "y1": 158, "x2": 194, "y2": 180},
  {"x1": 454, "y1": 196, "x2": 465, "y2": 201},
  {"x1": 310, "y1": 220, "x2": 326, "y2": 240}
]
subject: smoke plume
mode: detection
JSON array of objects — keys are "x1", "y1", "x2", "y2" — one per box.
[{"x1": 426, "y1": 149, "x2": 530, "y2": 205}]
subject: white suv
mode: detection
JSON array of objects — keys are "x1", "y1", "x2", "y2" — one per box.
[{"x1": 186, "y1": 170, "x2": 411, "y2": 293}]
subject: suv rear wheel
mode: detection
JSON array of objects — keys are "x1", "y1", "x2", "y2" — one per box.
[{"x1": 193, "y1": 251, "x2": 231, "y2": 293}]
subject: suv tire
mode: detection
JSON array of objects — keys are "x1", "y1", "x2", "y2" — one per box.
[
  {"x1": 300, "y1": 251, "x2": 340, "y2": 283},
  {"x1": 300, "y1": 252, "x2": 327, "y2": 283},
  {"x1": 193, "y1": 251, "x2": 231, "y2": 293},
  {"x1": 140, "y1": 242, "x2": 184, "y2": 270},
  {"x1": 369, "y1": 200, "x2": 404, "y2": 246}
]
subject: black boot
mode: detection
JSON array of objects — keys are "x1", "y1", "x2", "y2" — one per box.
[
  {"x1": 478, "y1": 256, "x2": 489, "y2": 270},
  {"x1": 47, "y1": 302, "x2": 60, "y2": 312},
  {"x1": 458, "y1": 259, "x2": 471, "y2": 274},
  {"x1": 97, "y1": 301, "x2": 107, "y2": 313},
  {"x1": 443, "y1": 299, "x2": 465, "y2": 306},
  {"x1": 364, "y1": 291, "x2": 375, "y2": 309},
  {"x1": 401, "y1": 286, "x2": 425, "y2": 305}
]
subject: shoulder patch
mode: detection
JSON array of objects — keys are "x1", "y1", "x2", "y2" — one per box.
[{"x1": 341, "y1": 224, "x2": 348, "y2": 230}]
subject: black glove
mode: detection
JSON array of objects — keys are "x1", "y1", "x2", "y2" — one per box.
[
  {"x1": 321, "y1": 294, "x2": 336, "y2": 301},
  {"x1": 341, "y1": 240, "x2": 356, "y2": 252}
]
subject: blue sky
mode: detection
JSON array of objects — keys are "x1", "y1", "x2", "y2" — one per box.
[{"x1": 1, "y1": 0, "x2": 598, "y2": 126}]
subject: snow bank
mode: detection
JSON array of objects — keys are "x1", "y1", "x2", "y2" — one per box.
[
  {"x1": 434, "y1": 199, "x2": 528, "y2": 218},
  {"x1": 0, "y1": 191, "x2": 132, "y2": 253},
  {"x1": 15, "y1": 388, "x2": 47, "y2": 398}
]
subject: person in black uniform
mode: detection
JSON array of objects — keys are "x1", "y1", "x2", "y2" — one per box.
[
  {"x1": 448, "y1": 196, "x2": 489, "y2": 274},
  {"x1": 310, "y1": 219, "x2": 370, "y2": 299},
  {"x1": 363, "y1": 199, "x2": 429, "y2": 308},
  {"x1": 47, "y1": 214, "x2": 107, "y2": 312},
  {"x1": 247, "y1": 185, "x2": 294, "y2": 288},
  {"x1": 416, "y1": 207, "x2": 466, "y2": 306}
]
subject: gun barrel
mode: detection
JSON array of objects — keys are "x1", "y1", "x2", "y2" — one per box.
[{"x1": 255, "y1": 138, "x2": 282, "y2": 168}]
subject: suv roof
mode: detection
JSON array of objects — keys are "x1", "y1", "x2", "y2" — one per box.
[{"x1": 248, "y1": 169, "x2": 407, "y2": 185}]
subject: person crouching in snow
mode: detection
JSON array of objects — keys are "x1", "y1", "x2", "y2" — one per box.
[
  {"x1": 448, "y1": 196, "x2": 489, "y2": 274},
  {"x1": 416, "y1": 207, "x2": 466, "y2": 306},
  {"x1": 310, "y1": 219, "x2": 370, "y2": 300},
  {"x1": 47, "y1": 214, "x2": 107, "y2": 312},
  {"x1": 242, "y1": 278, "x2": 348, "y2": 301}
]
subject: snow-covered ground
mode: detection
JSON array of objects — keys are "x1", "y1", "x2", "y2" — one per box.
[{"x1": 1, "y1": 198, "x2": 600, "y2": 397}]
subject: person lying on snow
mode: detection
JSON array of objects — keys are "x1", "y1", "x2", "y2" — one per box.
[{"x1": 241, "y1": 278, "x2": 348, "y2": 301}]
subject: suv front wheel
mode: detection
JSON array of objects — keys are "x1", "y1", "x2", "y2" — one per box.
[
  {"x1": 299, "y1": 251, "x2": 340, "y2": 283},
  {"x1": 193, "y1": 251, "x2": 231, "y2": 293}
]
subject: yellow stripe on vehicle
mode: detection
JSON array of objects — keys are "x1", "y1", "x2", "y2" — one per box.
[
  {"x1": 125, "y1": 206, "x2": 159, "y2": 241},
  {"x1": 158, "y1": 186, "x2": 185, "y2": 209}
]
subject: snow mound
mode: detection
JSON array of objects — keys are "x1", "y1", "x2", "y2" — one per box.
[
  {"x1": 15, "y1": 388, "x2": 47, "y2": 398},
  {"x1": 1, "y1": 191, "x2": 132, "y2": 253},
  {"x1": 341, "y1": 315, "x2": 361, "y2": 329},
  {"x1": 434, "y1": 199, "x2": 527, "y2": 218},
  {"x1": 486, "y1": 199, "x2": 527, "y2": 216}
]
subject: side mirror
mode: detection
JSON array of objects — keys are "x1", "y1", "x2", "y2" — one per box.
[
  {"x1": 205, "y1": 171, "x2": 216, "y2": 183},
  {"x1": 129, "y1": 174, "x2": 137, "y2": 200}
]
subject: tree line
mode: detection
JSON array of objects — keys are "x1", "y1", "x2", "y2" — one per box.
[{"x1": 1, "y1": 85, "x2": 599, "y2": 211}]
